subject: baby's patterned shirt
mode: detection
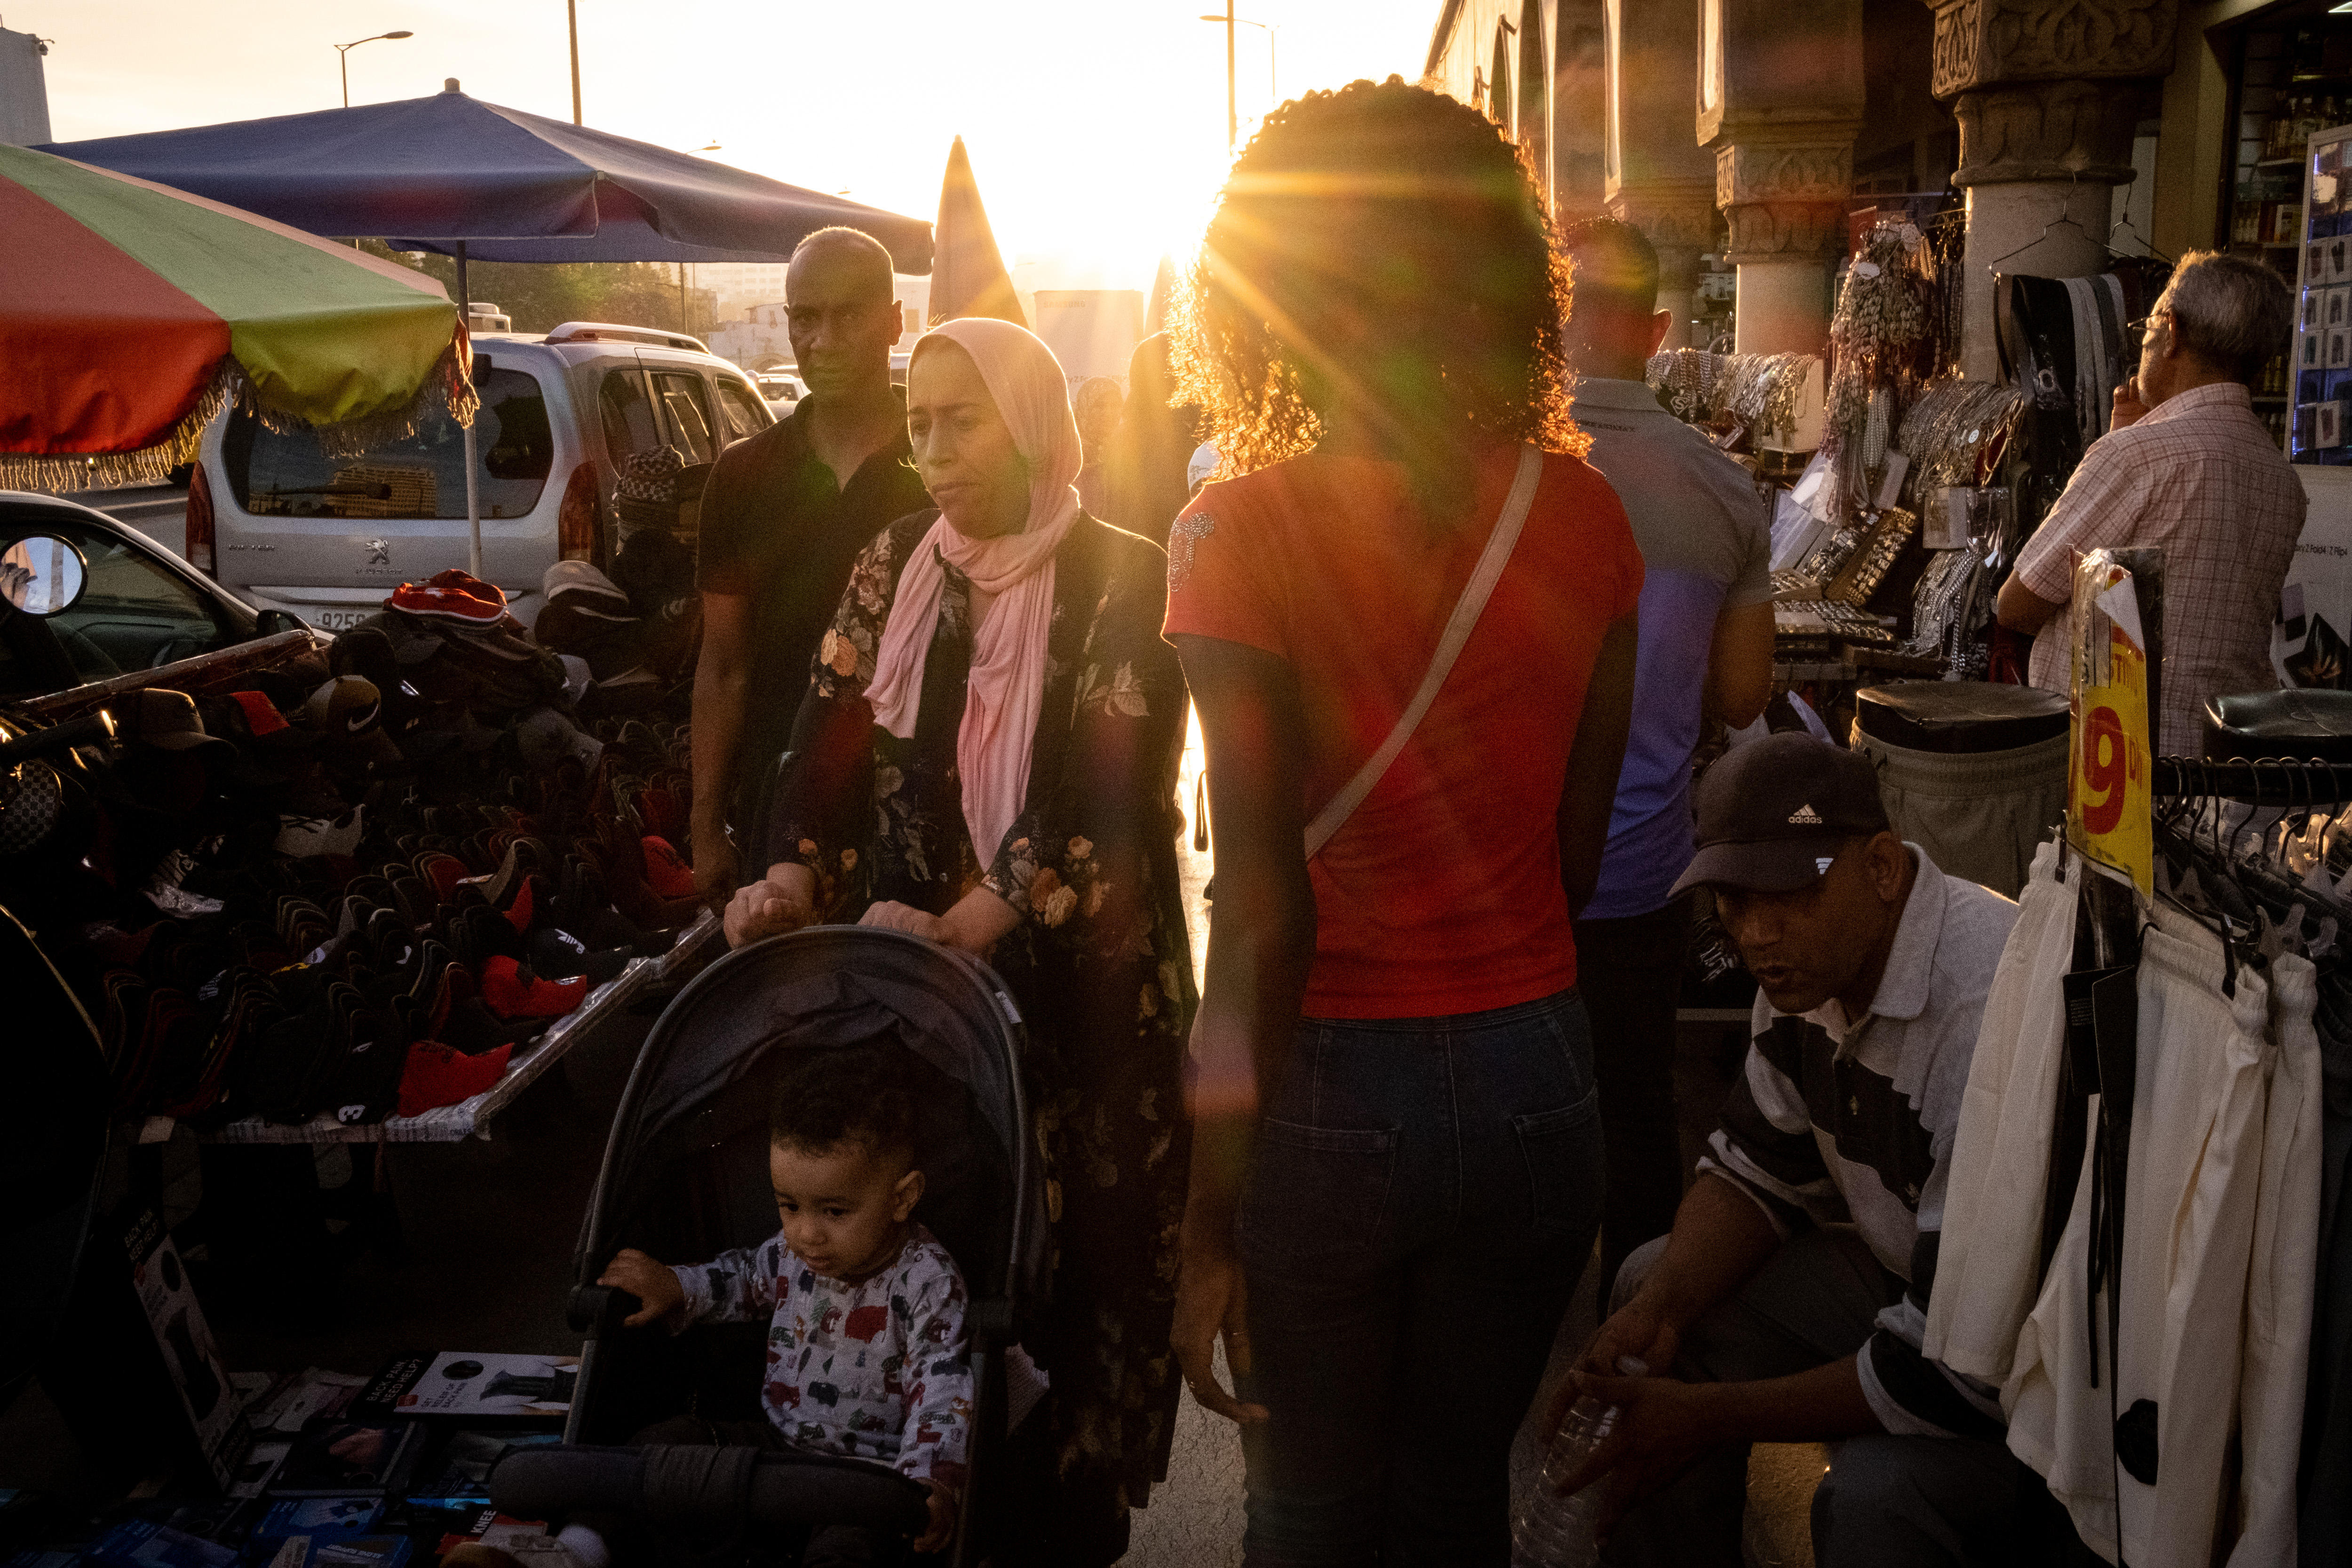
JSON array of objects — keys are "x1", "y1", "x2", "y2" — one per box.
[{"x1": 672, "y1": 1224, "x2": 970, "y2": 1488}]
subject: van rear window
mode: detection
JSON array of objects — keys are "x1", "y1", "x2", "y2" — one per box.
[{"x1": 224, "y1": 368, "x2": 553, "y2": 520}]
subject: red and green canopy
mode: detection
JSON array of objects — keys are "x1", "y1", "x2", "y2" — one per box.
[{"x1": 0, "y1": 142, "x2": 473, "y2": 491}]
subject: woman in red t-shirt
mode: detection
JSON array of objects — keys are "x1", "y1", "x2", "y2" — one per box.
[{"x1": 1162, "y1": 80, "x2": 1640, "y2": 1562}]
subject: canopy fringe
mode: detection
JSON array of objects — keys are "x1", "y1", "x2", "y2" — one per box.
[{"x1": 0, "y1": 332, "x2": 478, "y2": 494}]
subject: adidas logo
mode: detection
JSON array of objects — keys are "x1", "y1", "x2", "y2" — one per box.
[{"x1": 1788, "y1": 803, "x2": 1824, "y2": 826}]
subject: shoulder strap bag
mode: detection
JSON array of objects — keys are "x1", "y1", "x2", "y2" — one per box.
[{"x1": 1302, "y1": 443, "x2": 1543, "y2": 860}]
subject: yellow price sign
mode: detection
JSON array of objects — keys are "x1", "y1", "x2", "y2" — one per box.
[{"x1": 2066, "y1": 555, "x2": 2153, "y2": 897}]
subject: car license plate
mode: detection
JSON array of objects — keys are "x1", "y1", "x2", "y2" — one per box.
[{"x1": 312, "y1": 609, "x2": 368, "y2": 632}]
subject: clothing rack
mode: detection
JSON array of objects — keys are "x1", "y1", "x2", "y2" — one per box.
[{"x1": 2153, "y1": 756, "x2": 2352, "y2": 805}]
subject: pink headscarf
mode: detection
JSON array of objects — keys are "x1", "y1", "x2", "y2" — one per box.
[{"x1": 864, "y1": 318, "x2": 1083, "y2": 871}]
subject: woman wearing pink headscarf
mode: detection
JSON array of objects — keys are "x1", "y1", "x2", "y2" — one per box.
[{"x1": 726, "y1": 318, "x2": 1195, "y2": 1565}]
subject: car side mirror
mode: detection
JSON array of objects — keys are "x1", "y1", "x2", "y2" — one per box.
[
  {"x1": 0, "y1": 535, "x2": 89, "y2": 616},
  {"x1": 254, "y1": 608, "x2": 310, "y2": 637}
]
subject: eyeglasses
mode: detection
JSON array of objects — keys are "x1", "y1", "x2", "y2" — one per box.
[{"x1": 2126, "y1": 309, "x2": 2170, "y2": 350}]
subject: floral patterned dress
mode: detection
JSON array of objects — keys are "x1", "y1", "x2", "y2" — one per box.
[{"x1": 770, "y1": 509, "x2": 1196, "y2": 1550}]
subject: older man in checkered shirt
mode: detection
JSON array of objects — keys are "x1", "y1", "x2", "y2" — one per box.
[{"x1": 1998, "y1": 251, "x2": 2303, "y2": 756}]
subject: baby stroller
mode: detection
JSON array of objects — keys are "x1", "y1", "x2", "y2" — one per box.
[{"x1": 491, "y1": 927, "x2": 1047, "y2": 1568}]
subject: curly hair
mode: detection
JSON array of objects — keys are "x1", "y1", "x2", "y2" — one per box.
[
  {"x1": 769, "y1": 1043, "x2": 919, "y2": 1166},
  {"x1": 1170, "y1": 76, "x2": 1581, "y2": 492}
]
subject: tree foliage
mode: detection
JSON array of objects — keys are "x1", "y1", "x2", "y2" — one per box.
[{"x1": 360, "y1": 242, "x2": 712, "y2": 335}]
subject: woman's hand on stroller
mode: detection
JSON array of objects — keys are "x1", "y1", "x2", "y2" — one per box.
[
  {"x1": 859, "y1": 901, "x2": 949, "y2": 943},
  {"x1": 861, "y1": 889, "x2": 1019, "y2": 955},
  {"x1": 596, "y1": 1248, "x2": 685, "y2": 1327},
  {"x1": 724, "y1": 865, "x2": 817, "y2": 947},
  {"x1": 912, "y1": 1479, "x2": 957, "y2": 1555}
]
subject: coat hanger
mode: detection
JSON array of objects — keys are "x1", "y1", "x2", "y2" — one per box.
[
  {"x1": 1983, "y1": 200, "x2": 2176, "y2": 275},
  {"x1": 2106, "y1": 211, "x2": 2177, "y2": 268},
  {"x1": 1984, "y1": 214, "x2": 2094, "y2": 274}
]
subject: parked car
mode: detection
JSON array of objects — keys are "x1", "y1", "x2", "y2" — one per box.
[
  {"x1": 191, "y1": 322, "x2": 774, "y2": 631},
  {"x1": 754, "y1": 369, "x2": 803, "y2": 409},
  {"x1": 0, "y1": 491, "x2": 294, "y2": 701}
]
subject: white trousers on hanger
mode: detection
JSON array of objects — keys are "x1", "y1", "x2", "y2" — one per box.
[
  {"x1": 2005, "y1": 907, "x2": 2273, "y2": 1568},
  {"x1": 2229, "y1": 951, "x2": 2322, "y2": 1568},
  {"x1": 1926, "y1": 836, "x2": 2076, "y2": 1385}
]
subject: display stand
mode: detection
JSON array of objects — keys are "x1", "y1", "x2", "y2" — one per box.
[{"x1": 14, "y1": 629, "x2": 329, "y2": 721}]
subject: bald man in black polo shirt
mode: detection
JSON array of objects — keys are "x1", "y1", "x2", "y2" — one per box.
[{"x1": 691, "y1": 228, "x2": 933, "y2": 905}]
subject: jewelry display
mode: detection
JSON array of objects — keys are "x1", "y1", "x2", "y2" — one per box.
[
  {"x1": 1897, "y1": 380, "x2": 2027, "y2": 500},
  {"x1": 1642, "y1": 349, "x2": 1814, "y2": 446},
  {"x1": 1826, "y1": 507, "x2": 1916, "y2": 606},
  {"x1": 1823, "y1": 219, "x2": 1932, "y2": 522}
]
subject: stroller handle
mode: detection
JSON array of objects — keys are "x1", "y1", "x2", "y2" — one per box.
[{"x1": 492, "y1": 1443, "x2": 931, "y2": 1535}]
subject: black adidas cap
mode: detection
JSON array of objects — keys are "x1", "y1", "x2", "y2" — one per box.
[{"x1": 1669, "y1": 732, "x2": 1891, "y2": 896}]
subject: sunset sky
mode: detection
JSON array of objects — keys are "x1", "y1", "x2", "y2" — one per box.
[{"x1": 36, "y1": 0, "x2": 1436, "y2": 287}]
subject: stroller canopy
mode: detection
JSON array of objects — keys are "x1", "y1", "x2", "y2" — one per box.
[{"x1": 580, "y1": 926, "x2": 1044, "y2": 1312}]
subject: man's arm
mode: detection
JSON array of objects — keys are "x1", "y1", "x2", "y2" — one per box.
[
  {"x1": 1997, "y1": 433, "x2": 2151, "y2": 639},
  {"x1": 1559, "y1": 615, "x2": 1639, "y2": 917},
  {"x1": 690, "y1": 591, "x2": 755, "y2": 907},
  {"x1": 1556, "y1": 1174, "x2": 1880, "y2": 1537},
  {"x1": 1562, "y1": 1353, "x2": 1879, "y2": 1539},
  {"x1": 1575, "y1": 1171, "x2": 1783, "y2": 1381},
  {"x1": 1995, "y1": 571, "x2": 2066, "y2": 636},
  {"x1": 1703, "y1": 600, "x2": 1774, "y2": 730}
]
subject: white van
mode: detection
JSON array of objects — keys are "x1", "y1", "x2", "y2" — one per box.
[{"x1": 191, "y1": 323, "x2": 773, "y2": 630}]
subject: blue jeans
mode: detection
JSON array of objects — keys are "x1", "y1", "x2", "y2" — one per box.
[{"x1": 1235, "y1": 989, "x2": 1603, "y2": 1567}]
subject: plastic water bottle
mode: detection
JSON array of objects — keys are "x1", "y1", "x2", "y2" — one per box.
[{"x1": 1511, "y1": 1357, "x2": 1649, "y2": 1567}]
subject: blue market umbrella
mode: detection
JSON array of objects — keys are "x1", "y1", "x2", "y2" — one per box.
[
  {"x1": 42, "y1": 85, "x2": 932, "y2": 268},
  {"x1": 44, "y1": 83, "x2": 932, "y2": 574}
]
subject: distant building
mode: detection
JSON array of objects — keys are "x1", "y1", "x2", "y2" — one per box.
[
  {"x1": 704, "y1": 276, "x2": 930, "y2": 369},
  {"x1": 1423, "y1": 0, "x2": 1565, "y2": 211},
  {"x1": 0, "y1": 21, "x2": 52, "y2": 146},
  {"x1": 695, "y1": 260, "x2": 792, "y2": 322}
]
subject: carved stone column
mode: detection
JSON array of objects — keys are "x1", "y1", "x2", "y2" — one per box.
[
  {"x1": 1926, "y1": 0, "x2": 2178, "y2": 379},
  {"x1": 1698, "y1": 0, "x2": 1865, "y2": 357},
  {"x1": 1603, "y1": 0, "x2": 1717, "y2": 348},
  {"x1": 1552, "y1": 0, "x2": 1608, "y2": 223}
]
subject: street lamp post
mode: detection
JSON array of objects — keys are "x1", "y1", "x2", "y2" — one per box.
[
  {"x1": 334, "y1": 30, "x2": 413, "y2": 108},
  {"x1": 566, "y1": 0, "x2": 582, "y2": 125},
  {"x1": 680, "y1": 144, "x2": 719, "y2": 335},
  {"x1": 1197, "y1": 11, "x2": 1277, "y2": 144}
]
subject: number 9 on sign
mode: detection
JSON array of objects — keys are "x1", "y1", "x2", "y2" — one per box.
[
  {"x1": 2079, "y1": 704, "x2": 2130, "y2": 836},
  {"x1": 2067, "y1": 623, "x2": 2153, "y2": 898}
]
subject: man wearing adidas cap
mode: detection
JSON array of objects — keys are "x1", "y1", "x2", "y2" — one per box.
[{"x1": 1548, "y1": 732, "x2": 2028, "y2": 1567}]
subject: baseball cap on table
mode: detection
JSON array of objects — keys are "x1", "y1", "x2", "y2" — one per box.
[
  {"x1": 301, "y1": 675, "x2": 382, "y2": 733},
  {"x1": 110, "y1": 689, "x2": 232, "y2": 754},
  {"x1": 513, "y1": 705, "x2": 604, "y2": 772},
  {"x1": 543, "y1": 559, "x2": 634, "y2": 615},
  {"x1": 1669, "y1": 732, "x2": 1891, "y2": 897},
  {"x1": 300, "y1": 675, "x2": 405, "y2": 766},
  {"x1": 386, "y1": 568, "x2": 509, "y2": 627}
]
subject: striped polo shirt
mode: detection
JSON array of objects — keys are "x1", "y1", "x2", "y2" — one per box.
[{"x1": 1700, "y1": 844, "x2": 2020, "y2": 1438}]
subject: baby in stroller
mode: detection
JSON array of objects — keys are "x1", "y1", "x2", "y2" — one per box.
[{"x1": 592, "y1": 1043, "x2": 971, "y2": 1563}]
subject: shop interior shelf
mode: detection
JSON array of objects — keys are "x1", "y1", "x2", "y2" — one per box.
[{"x1": 194, "y1": 908, "x2": 724, "y2": 1146}]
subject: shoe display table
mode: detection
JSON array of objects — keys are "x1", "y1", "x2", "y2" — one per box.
[{"x1": 195, "y1": 910, "x2": 721, "y2": 1145}]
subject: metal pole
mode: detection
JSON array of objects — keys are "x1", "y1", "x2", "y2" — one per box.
[
  {"x1": 341, "y1": 49, "x2": 350, "y2": 108},
  {"x1": 566, "y1": 0, "x2": 582, "y2": 124},
  {"x1": 1269, "y1": 25, "x2": 1277, "y2": 103},
  {"x1": 457, "y1": 240, "x2": 483, "y2": 577},
  {"x1": 1224, "y1": 0, "x2": 1236, "y2": 149},
  {"x1": 678, "y1": 263, "x2": 688, "y2": 334}
]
